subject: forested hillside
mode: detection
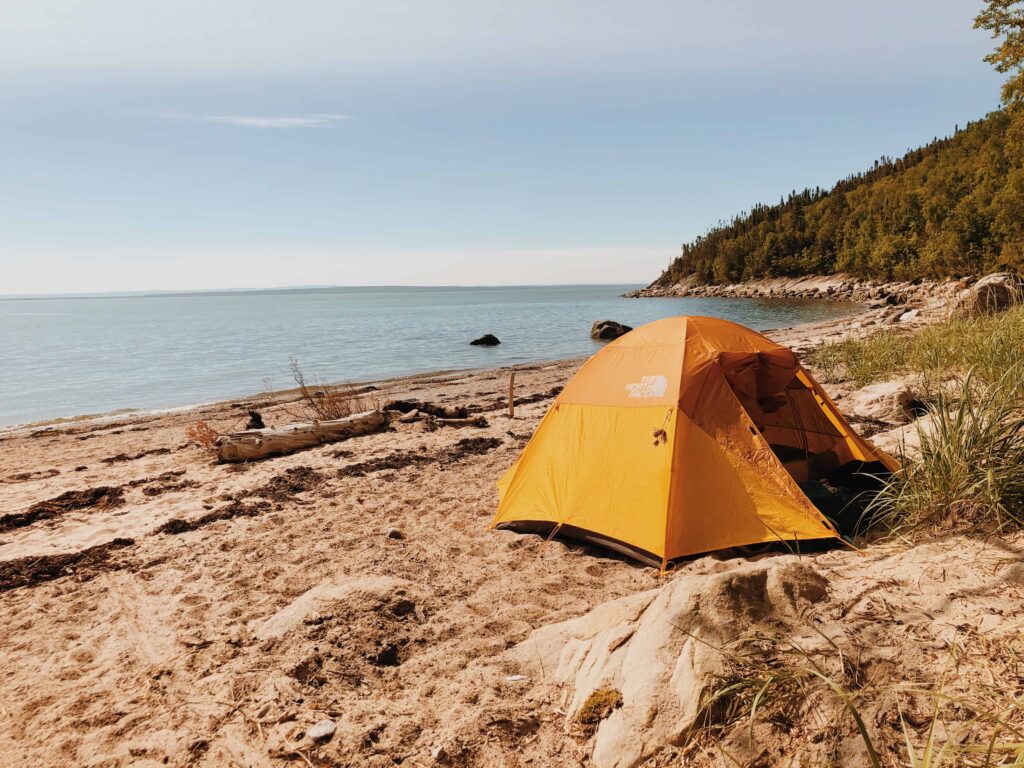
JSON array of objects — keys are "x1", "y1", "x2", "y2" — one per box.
[{"x1": 654, "y1": 109, "x2": 1024, "y2": 287}]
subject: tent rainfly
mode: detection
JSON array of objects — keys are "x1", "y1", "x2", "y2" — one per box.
[{"x1": 491, "y1": 316, "x2": 898, "y2": 567}]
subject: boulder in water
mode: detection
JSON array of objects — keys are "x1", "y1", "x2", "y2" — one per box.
[
  {"x1": 590, "y1": 320, "x2": 633, "y2": 341},
  {"x1": 470, "y1": 334, "x2": 501, "y2": 346}
]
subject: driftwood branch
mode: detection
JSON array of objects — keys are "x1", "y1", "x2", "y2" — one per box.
[
  {"x1": 432, "y1": 416, "x2": 488, "y2": 428},
  {"x1": 215, "y1": 410, "x2": 386, "y2": 462}
]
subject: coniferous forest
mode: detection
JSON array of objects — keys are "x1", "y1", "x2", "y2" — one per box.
[
  {"x1": 653, "y1": 111, "x2": 1024, "y2": 287},
  {"x1": 653, "y1": 2, "x2": 1024, "y2": 287}
]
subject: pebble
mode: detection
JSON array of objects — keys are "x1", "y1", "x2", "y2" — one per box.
[
  {"x1": 387, "y1": 527, "x2": 405, "y2": 540},
  {"x1": 308, "y1": 719, "x2": 336, "y2": 744}
]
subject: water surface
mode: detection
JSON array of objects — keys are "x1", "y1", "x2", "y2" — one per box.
[{"x1": 0, "y1": 285, "x2": 859, "y2": 427}]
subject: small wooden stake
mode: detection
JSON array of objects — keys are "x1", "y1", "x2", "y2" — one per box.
[{"x1": 508, "y1": 370, "x2": 516, "y2": 418}]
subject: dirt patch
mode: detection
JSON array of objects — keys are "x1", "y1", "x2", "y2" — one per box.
[
  {"x1": 0, "y1": 487, "x2": 125, "y2": 533},
  {"x1": 468, "y1": 386, "x2": 563, "y2": 413},
  {"x1": 101, "y1": 447, "x2": 172, "y2": 464},
  {"x1": 337, "y1": 437, "x2": 503, "y2": 479},
  {"x1": 246, "y1": 466, "x2": 327, "y2": 502},
  {"x1": 125, "y1": 469, "x2": 187, "y2": 488},
  {"x1": 156, "y1": 500, "x2": 273, "y2": 535},
  {"x1": 269, "y1": 582, "x2": 423, "y2": 693},
  {"x1": 0, "y1": 538, "x2": 134, "y2": 593},
  {"x1": 440, "y1": 437, "x2": 503, "y2": 464},
  {"x1": 2, "y1": 468, "x2": 60, "y2": 484},
  {"x1": 336, "y1": 452, "x2": 432, "y2": 478},
  {"x1": 142, "y1": 479, "x2": 199, "y2": 497}
]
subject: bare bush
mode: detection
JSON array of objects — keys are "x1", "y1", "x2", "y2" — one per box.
[
  {"x1": 290, "y1": 358, "x2": 373, "y2": 422},
  {"x1": 185, "y1": 420, "x2": 220, "y2": 451}
]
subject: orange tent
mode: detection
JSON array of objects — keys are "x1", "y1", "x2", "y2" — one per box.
[{"x1": 492, "y1": 316, "x2": 898, "y2": 567}]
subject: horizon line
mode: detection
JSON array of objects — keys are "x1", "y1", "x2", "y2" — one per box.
[{"x1": 0, "y1": 281, "x2": 647, "y2": 301}]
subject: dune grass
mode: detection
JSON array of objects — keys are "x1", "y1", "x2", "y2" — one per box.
[
  {"x1": 806, "y1": 306, "x2": 1024, "y2": 537},
  {"x1": 692, "y1": 628, "x2": 1024, "y2": 767},
  {"x1": 809, "y1": 305, "x2": 1024, "y2": 389},
  {"x1": 866, "y1": 368, "x2": 1024, "y2": 537}
]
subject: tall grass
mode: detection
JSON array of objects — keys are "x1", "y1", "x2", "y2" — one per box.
[
  {"x1": 807, "y1": 307, "x2": 1024, "y2": 537},
  {"x1": 865, "y1": 367, "x2": 1024, "y2": 537},
  {"x1": 692, "y1": 629, "x2": 1024, "y2": 767},
  {"x1": 809, "y1": 305, "x2": 1024, "y2": 389}
]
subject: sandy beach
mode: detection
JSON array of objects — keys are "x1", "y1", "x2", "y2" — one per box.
[{"x1": 2, "y1": 301, "x2": 1021, "y2": 767}]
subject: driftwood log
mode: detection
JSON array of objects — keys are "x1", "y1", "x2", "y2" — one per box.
[{"x1": 215, "y1": 410, "x2": 387, "y2": 462}]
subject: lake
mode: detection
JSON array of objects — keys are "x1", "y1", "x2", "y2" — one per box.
[{"x1": 0, "y1": 285, "x2": 860, "y2": 427}]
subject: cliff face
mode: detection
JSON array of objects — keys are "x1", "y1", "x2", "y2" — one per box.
[{"x1": 653, "y1": 110, "x2": 1024, "y2": 288}]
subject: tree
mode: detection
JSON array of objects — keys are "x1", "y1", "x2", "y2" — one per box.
[
  {"x1": 645, "y1": 7, "x2": 1024, "y2": 289},
  {"x1": 975, "y1": 0, "x2": 1024, "y2": 107}
]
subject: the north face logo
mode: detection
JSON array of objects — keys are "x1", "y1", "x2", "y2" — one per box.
[{"x1": 625, "y1": 375, "x2": 668, "y2": 399}]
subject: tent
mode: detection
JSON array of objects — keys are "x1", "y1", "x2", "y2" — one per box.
[{"x1": 492, "y1": 316, "x2": 898, "y2": 567}]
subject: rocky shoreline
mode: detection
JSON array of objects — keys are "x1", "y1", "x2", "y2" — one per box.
[{"x1": 627, "y1": 272, "x2": 975, "y2": 308}]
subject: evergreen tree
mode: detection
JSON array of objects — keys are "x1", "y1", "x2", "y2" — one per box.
[{"x1": 648, "y1": 7, "x2": 1024, "y2": 288}]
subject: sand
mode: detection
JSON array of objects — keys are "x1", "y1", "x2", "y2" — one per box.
[{"x1": 1, "y1": 303, "x2": 1020, "y2": 767}]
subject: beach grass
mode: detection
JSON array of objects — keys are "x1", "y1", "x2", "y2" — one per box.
[
  {"x1": 809, "y1": 307, "x2": 1024, "y2": 538},
  {"x1": 691, "y1": 627, "x2": 1024, "y2": 767},
  {"x1": 866, "y1": 367, "x2": 1024, "y2": 538},
  {"x1": 809, "y1": 305, "x2": 1024, "y2": 389}
]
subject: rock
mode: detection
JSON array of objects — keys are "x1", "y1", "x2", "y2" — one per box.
[
  {"x1": 387, "y1": 527, "x2": 405, "y2": 540},
  {"x1": 307, "y1": 719, "x2": 336, "y2": 744},
  {"x1": 954, "y1": 272, "x2": 1023, "y2": 315},
  {"x1": 591, "y1": 320, "x2": 634, "y2": 341},
  {"x1": 469, "y1": 334, "x2": 500, "y2": 346},
  {"x1": 845, "y1": 378, "x2": 927, "y2": 424},
  {"x1": 871, "y1": 413, "x2": 939, "y2": 459},
  {"x1": 431, "y1": 745, "x2": 448, "y2": 762},
  {"x1": 898, "y1": 308, "x2": 920, "y2": 322},
  {"x1": 508, "y1": 558, "x2": 830, "y2": 768}
]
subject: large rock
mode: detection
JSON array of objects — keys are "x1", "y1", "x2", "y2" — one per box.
[
  {"x1": 871, "y1": 412, "x2": 939, "y2": 459},
  {"x1": 507, "y1": 559, "x2": 828, "y2": 768},
  {"x1": 845, "y1": 377, "x2": 927, "y2": 424},
  {"x1": 469, "y1": 334, "x2": 501, "y2": 346},
  {"x1": 954, "y1": 273, "x2": 1023, "y2": 315},
  {"x1": 591, "y1": 320, "x2": 633, "y2": 341}
]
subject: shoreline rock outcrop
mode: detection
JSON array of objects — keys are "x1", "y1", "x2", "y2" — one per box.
[
  {"x1": 952, "y1": 272, "x2": 1023, "y2": 315},
  {"x1": 626, "y1": 273, "x2": 974, "y2": 309}
]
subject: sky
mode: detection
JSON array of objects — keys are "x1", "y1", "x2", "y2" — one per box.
[{"x1": 0, "y1": 0, "x2": 1006, "y2": 295}]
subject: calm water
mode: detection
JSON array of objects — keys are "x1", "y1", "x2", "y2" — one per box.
[{"x1": 0, "y1": 285, "x2": 860, "y2": 427}]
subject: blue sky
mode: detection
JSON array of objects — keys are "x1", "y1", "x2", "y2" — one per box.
[{"x1": 0, "y1": 1, "x2": 1004, "y2": 294}]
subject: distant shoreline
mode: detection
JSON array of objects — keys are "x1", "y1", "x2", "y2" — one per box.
[{"x1": 0, "y1": 282, "x2": 644, "y2": 302}]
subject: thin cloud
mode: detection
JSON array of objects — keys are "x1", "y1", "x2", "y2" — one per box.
[{"x1": 157, "y1": 112, "x2": 351, "y2": 128}]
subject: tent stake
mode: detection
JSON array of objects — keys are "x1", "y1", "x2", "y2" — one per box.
[{"x1": 508, "y1": 370, "x2": 516, "y2": 418}]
